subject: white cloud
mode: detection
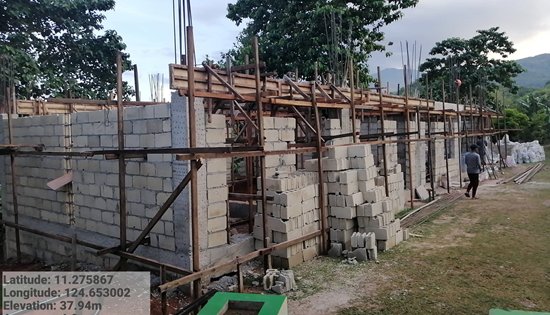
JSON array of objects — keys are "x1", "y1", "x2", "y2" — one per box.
[
  {"x1": 103, "y1": 1, "x2": 550, "y2": 100},
  {"x1": 370, "y1": 0, "x2": 550, "y2": 68}
]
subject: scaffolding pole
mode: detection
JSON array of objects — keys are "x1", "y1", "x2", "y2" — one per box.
[
  {"x1": 116, "y1": 52, "x2": 128, "y2": 269},
  {"x1": 377, "y1": 67, "x2": 390, "y2": 197},
  {"x1": 186, "y1": 26, "x2": 202, "y2": 299}
]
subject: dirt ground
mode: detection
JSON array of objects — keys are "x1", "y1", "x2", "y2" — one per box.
[{"x1": 288, "y1": 152, "x2": 550, "y2": 315}]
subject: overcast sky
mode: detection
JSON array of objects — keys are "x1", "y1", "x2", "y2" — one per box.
[{"x1": 103, "y1": 0, "x2": 550, "y2": 100}]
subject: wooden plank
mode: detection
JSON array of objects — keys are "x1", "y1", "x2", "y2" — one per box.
[
  {"x1": 169, "y1": 64, "x2": 435, "y2": 109},
  {"x1": 47, "y1": 171, "x2": 73, "y2": 191}
]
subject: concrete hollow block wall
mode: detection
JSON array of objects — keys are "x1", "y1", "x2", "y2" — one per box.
[
  {"x1": 1, "y1": 103, "x2": 187, "y2": 268},
  {"x1": 1, "y1": 95, "x2": 468, "y2": 272}
]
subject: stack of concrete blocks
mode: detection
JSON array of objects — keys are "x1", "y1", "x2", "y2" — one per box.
[
  {"x1": 360, "y1": 119, "x2": 400, "y2": 170},
  {"x1": 360, "y1": 118, "x2": 406, "y2": 212},
  {"x1": 382, "y1": 120, "x2": 400, "y2": 172},
  {"x1": 448, "y1": 118, "x2": 461, "y2": 183},
  {"x1": 430, "y1": 121, "x2": 460, "y2": 187},
  {"x1": 373, "y1": 166, "x2": 406, "y2": 216},
  {"x1": 323, "y1": 147, "x2": 358, "y2": 250},
  {"x1": 253, "y1": 171, "x2": 321, "y2": 268},
  {"x1": 357, "y1": 205, "x2": 405, "y2": 251},
  {"x1": 263, "y1": 117, "x2": 296, "y2": 177},
  {"x1": 381, "y1": 120, "x2": 406, "y2": 214},
  {"x1": 320, "y1": 111, "x2": 360, "y2": 146},
  {"x1": 351, "y1": 147, "x2": 405, "y2": 251},
  {"x1": 201, "y1": 114, "x2": 229, "y2": 249},
  {"x1": 315, "y1": 144, "x2": 374, "y2": 250},
  {"x1": 321, "y1": 117, "x2": 347, "y2": 145},
  {"x1": 254, "y1": 116, "x2": 321, "y2": 268},
  {"x1": 350, "y1": 231, "x2": 377, "y2": 261},
  {"x1": 397, "y1": 117, "x2": 427, "y2": 192}
]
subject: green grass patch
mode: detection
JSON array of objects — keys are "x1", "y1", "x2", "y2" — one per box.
[
  {"x1": 337, "y1": 178, "x2": 550, "y2": 314},
  {"x1": 396, "y1": 207, "x2": 413, "y2": 219}
]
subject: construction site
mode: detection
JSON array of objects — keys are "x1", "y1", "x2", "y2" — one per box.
[{"x1": 1, "y1": 8, "x2": 549, "y2": 315}]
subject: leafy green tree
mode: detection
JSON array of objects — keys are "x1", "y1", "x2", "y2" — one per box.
[
  {"x1": 0, "y1": 0, "x2": 133, "y2": 99},
  {"x1": 226, "y1": 0, "x2": 418, "y2": 84},
  {"x1": 419, "y1": 27, "x2": 523, "y2": 107},
  {"x1": 497, "y1": 108, "x2": 530, "y2": 141},
  {"x1": 528, "y1": 110, "x2": 550, "y2": 144}
]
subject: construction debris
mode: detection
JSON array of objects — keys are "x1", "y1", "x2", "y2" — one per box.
[
  {"x1": 342, "y1": 257, "x2": 359, "y2": 265},
  {"x1": 207, "y1": 276, "x2": 238, "y2": 292},
  {"x1": 263, "y1": 269, "x2": 297, "y2": 294},
  {"x1": 328, "y1": 243, "x2": 343, "y2": 258}
]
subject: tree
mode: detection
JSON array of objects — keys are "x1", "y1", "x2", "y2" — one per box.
[
  {"x1": 496, "y1": 108, "x2": 530, "y2": 142},
  {"x1": 226, "y1": 0, "x2": 418, "y2": 84},
  {"x1": 0, "y1": 0, "x2": 133, "y2": 100},
  {"x1": 419, "y1": 27, "x2": 523, "y2": 107}
]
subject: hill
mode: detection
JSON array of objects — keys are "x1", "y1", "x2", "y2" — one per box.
[
  {"x1": 514, "y1": 53, "x2": 550, "y2": 89},
  {"x1": 376, "y1": 54, "x2": 550, "y2": 91}
]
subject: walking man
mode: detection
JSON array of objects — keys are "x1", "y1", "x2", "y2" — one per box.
[{"x1": 465, "y1": 144, "x2": 482, "y2": 199}]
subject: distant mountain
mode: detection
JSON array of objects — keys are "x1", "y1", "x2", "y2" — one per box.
[
  {"x1": 377, "y1": 54, "x2": 550, "y2": 92},
  {"x1": 514, "y1": 53, "x2": 550, "y2": 89}
]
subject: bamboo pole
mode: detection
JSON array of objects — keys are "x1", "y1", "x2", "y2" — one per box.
[
  {"x1": 425, "y1": 77, "x2": 435, "y2": 201},
  {"x1": 133, "y1": 64, "x2": 140, "y2": 101},
  {"x1": 116, "y1": 52, "x2": 127, "y2": 268},
  {"x1": 503, "y1": 90, "x2": 508, "y2": 166},
  {"x1": 377, "y1": 67, "x2": 389, "y2": 197},
  {"x1": 186, "y1": 26, "x2": 202, "y2": 299},
  {"x1": 349, "y1": 57, "x2": 357, "y2": 143},
  {"x1": 442, "y1": 82, "x2": 450, "y2": 193},
  {"x1": 456, "y1": 84, "x2": 463, "y2": 187},
  {"x1": 6, "y1": 86, "x2": 21, "y2": 262},
  {"x1": 253, "y1": 37, "x2": 271, "y2": 271},
  {"x1": 311, "y1": 82, "x2": 327, "y2": 253}
]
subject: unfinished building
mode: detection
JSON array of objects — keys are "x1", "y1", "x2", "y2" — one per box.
[{"x1": 0, "y1": 30, "x2": 503, "y2": 306}]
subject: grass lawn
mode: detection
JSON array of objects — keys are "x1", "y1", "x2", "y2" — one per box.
[{"x1": 289, "y1": 147, "x2": 550, "y2": 315}]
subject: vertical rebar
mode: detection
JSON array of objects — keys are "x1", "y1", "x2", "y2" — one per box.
[
  {"x1": 403, "y1": 66, "x2": 414, "y2": 209},
  {"x1": 178, "y1": 0, "x2": 183, "y2": 63}
]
